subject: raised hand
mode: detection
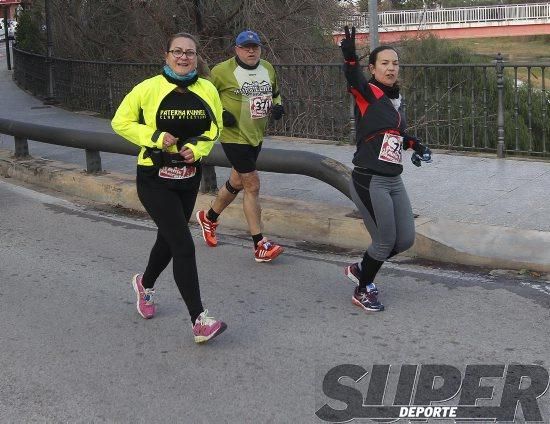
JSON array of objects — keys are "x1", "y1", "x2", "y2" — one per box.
[{"x1": 340, "y1": 25, "x2": 357, "y2": 62}]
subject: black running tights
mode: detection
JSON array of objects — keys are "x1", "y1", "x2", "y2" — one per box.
[{"x1": 136, "y1": 176, "x2": 203, "y2": 323}]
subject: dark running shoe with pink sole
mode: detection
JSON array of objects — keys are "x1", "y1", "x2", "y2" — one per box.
[
  {"x1": 344, "y1": 262, "x2": 361, "y2": 285},
  {"x1": 352, "y1": 284, "x2": 384, "y2": 312}
]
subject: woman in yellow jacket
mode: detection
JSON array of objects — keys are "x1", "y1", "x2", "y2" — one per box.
[{"x1": 112, "y1": 32, "x2": 226, "y2": 344}]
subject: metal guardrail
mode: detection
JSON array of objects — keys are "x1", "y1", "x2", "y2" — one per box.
[{"x1": 0, "y1": 118, "x2": 352, "y2": 199}]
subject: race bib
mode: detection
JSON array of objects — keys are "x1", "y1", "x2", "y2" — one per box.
[
  {"x1": 158, "y1": 166, "x2": 197, "y2": 180},
  {"x1": 249, "y1": 94, "x2": 273, "y2": 119},
  {"x1": 378, "y1": 133, "x2": 403, "y2": 164}
]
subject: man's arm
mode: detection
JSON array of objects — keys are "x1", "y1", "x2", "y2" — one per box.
[{"x1": 269, "y1": 64, "x2": 284, "y2": 120}]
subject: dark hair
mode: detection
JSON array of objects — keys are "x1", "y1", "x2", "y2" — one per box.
[
  {"x1": 165, "y1": 32, "x2": 210, "y2": 77},
  {"x1": 368, "y1": 45, "x2": 399, "y2": 66}
]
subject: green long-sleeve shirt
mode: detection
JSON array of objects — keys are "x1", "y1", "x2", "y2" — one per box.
[{"x1": 210, "y1": 57, "x2": 282, "y2": 147}]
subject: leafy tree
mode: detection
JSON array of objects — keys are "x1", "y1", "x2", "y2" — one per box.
[{"x1": 13, "y1": 5, "x2": 44, "y2": 54}]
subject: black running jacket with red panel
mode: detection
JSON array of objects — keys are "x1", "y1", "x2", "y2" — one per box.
[{"x1": 343, "y1": 60, "x2": 418, "y2": 177}]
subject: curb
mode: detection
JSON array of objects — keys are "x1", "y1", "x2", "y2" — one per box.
[{"x1": 1, "y1": 149, "x2": 549, "y2": 273}]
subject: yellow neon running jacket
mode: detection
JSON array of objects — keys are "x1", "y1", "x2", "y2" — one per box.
[{"x1": 112, "y1": 74, "x2": 223, "y2": 166}]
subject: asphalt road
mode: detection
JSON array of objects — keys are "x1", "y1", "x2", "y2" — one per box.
[{"x1": 1, "y1": 177, "x2": 549, "y2": 423}]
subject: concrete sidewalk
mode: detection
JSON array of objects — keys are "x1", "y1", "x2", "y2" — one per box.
[{"x1": 1, "y1": 57, "x2": 549, "y2": 272}]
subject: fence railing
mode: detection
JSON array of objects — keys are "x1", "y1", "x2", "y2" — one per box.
[
  {"x1": 11, "y1": 47, "x2": 550, "y2": 157},
  {"x1": 342, "y1": 2, "x2": 550, "y2": 30}
]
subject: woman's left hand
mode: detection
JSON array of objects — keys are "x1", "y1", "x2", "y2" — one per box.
[
  {"x1": 340, "y1": 26, "x2": 357, "y2": 62},
  {"x1": 179, "y1": 147, "x2": 195, "y2": 164}
]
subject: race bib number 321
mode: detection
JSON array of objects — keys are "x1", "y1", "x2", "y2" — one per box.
[{"x1": 249, "y1": 95, "x2": 272, "y2": 119}]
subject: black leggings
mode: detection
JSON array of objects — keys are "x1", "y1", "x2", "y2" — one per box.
[{"x1": 136, "y1": 171, "x2": 203, "y2": 322}]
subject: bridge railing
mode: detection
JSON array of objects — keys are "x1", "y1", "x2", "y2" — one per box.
[
  {"x1": 11, "y1": 47, "x2": 550, "y2": 157},
  {"x1": 343, "y1": 2, "x2": 550, "y2": 30}
]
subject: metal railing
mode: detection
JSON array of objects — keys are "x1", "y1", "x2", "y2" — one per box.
[
  {"x1": 0, "y1": 118, "x2": 352, "y2": 199},
  {"x1": 11, "y1": 47, "x2": 550, "y2": 157},
  {"x1": 343, "y1": 2, "x2": 550, "y2": 30}
]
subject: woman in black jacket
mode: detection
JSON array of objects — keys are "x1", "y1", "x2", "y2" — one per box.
[{"x1": 340, "y1": 26, "x2": 432, "y2": 312}]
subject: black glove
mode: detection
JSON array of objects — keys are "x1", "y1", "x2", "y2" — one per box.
[
  {"x1": 340, "y1": 26, "x2": 357, "y2": 62},
  {"x1": 411, "y1": 146, "x2": 433, "y2": 167},
  {"x1": 403, "y1": 134, "x2": 432, "y2": 166},
  {"x1": 222, "y1": 110, "x2": 237, "y2": 127},
  {"x1": 271, "y1": 104, "x2": 285, "y2": 120},
  {"x1": 403, "y1": 134, "x2": 420, "y2": 151}
]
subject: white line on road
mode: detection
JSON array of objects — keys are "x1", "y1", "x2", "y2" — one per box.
[
  {"x1": 0, "y1": 178, "x2": 156, "y2": 230},
  {"x1": 520, "y1": 282, "x2": 550, "y2": 296},
  {"x1": 1, "y1": 178, "x2": 73, "y2": 206}
]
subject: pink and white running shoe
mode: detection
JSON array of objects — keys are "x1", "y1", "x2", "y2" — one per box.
[
  {"x1": 131, "y1": 273, "x2": 156, "y2": 319},
  {"x1": 192, "y1": 310, "x2": 227, "y2": 343}
]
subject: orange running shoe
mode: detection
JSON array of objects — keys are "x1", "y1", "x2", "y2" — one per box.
[
  {"x1": 254, "y1": 238, "x2": 283, "y2": 262},
  {"x1": 196, "y1": 210, "x2": 219, "y2": 247}
]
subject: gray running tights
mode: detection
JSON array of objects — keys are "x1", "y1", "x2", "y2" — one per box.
[{"x1": 350, "y1": 172, "x2": 415, "y2": 262}]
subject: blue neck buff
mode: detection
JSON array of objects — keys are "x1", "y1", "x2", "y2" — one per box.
[{"x1": 163, "y1": 65, "x2": 197, "y2": 81}]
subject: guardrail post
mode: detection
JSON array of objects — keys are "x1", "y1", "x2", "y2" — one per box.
[
  {"x1": 200, "y1": 165, "x2": 217, "y2": 193},
  {"x1": 14, "y1": 136, "x2": 29, "y2": 157},
  {"x1": 85, "y1": 149, "x2": 102, "y2": 173},
  {"x1": 495, "y1": 52, "x2": 505, "y2": 158}
]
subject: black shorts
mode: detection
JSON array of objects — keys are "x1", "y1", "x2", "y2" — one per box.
[{"x1": 221, "y1": 142, "x2": 262, "y2": 174}]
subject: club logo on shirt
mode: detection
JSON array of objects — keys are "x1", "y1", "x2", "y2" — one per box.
[
  {"x1": 235, "y1": 80, "x2": 272, "y2": 97},
  {"x1": 159, "y1": 109, "x2": 206, "y2": 120}
]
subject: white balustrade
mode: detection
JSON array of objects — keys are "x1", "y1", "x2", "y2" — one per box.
[{"x1": 342, "y1": 2, "x2": 550, "y2": 31}]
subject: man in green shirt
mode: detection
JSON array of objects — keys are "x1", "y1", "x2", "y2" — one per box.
[{"x1": 196, "y1": 30, "x2": 285, "y2": 262}]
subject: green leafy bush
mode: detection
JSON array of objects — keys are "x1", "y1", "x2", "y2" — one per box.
[
  {"x1": 392, "y1": 35, "x2": 548, "y2": 155},
  {"x1": 14, "y1": 8, "x2": 44, "y2": 54}
]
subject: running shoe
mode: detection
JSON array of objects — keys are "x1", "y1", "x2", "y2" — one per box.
[
  {"x1": 254, "y1": 238, "x2": 284, "y2": 262},
  {"x1": 352, "y1": 284, "x2": 384, "y2": 312},
  {"x1": 132, "y1": 273, "x2": 156, "y2": 319},
  {"x1": 344, "y1": 262, "x2": 361, "y2": 285},
  {"x1": 192, "y1": 310, "x2": 227, "y2": 343},
  {"x1": 196, "y1": 210, "x2": 219, "y2": 247}
]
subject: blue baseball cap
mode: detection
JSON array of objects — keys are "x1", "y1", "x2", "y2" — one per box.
[{"x1": 235, "y1": 30, "x2": 262, "y2": 47}]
